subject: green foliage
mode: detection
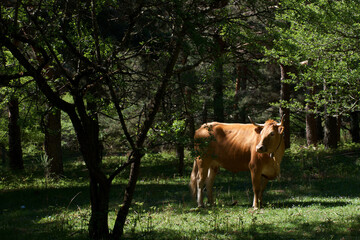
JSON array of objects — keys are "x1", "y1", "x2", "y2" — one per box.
[
  {"x1": 148, "y1": 119, "x2": 189, "y2": 150},
  {"x1": 269, "y1": 0, "x2": 360, "y2": 115}
]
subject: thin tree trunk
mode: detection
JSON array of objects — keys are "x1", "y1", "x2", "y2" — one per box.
[
  {"x1": 176, "y1": 144, "x2": 184, "y2": 176},
  {"x1": 336, "y1": 115, "x2": 341, "y2": 143},
  {"x1": 306, "y1": 112, "x2": 317, "y2": 146},
  {"x1": 324, "y1": 115, "x2": 338, "y2": 149},
  {"x1": 1, "y1": 144, "x2": 5, "y2": 165},
  {"x1": 213, "y1": 58, "x2": 224, "y2": 122},
  {"x1": 235, "y1": 64, "x2": 247, "y2": 123},
  {"x1": 112, "y1": 151, "x2": 142, "y2": 238},
  {"x1": 323, "y1": 79, "x2": 338, "y2": 149},
  {"x1": 8, "y1": 97, "x2": 24, "y2": 170},
  {"x1": 77, "y1": 117, "x2": 109, "y2": 240},
  {"x1": 202, "y1": 100, "x2": 208, "y2": 123},
  {"x1": 185, "y1": 86, "x2": 195, "y2": 146},
  {"x1": 350, "y1": 111, "x2": 360, "y2": 143},
  {"x1": 89, "y1": 176, "x2": 110, "y2": 240},
  {"x1": 44, "y1": 108, "x2": 63, "y2": 176},
  {"x1": 316, "y1": 116, "x2": 324, "y2": 142},
  {"x1": 279, "y1": 64, "x2": 291, "y2": 149},
  {"x1": 305, "y1": 81, "x2": 317, "y2": 146},
  {"x1": 111, "y1": 29, "x2": 184, "y2": 240}
]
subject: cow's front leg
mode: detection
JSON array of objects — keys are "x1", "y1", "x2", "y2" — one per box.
[
  {"x1": 251, "y1": 171, "x2": 262, "y2": 209},
  {"x1": 197, "y1": 166, "x2": 208, "y2": 208},
  {"x1": 205, "y1": 167, "x2": 218, "y2": 206},
  {"x1": 259, "y1": 176, "x2": 269, "y2": 208}
]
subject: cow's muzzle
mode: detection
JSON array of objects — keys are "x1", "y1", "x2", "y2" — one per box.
[{"x1": 256, "y1": 145, "x2": 267, "y2": 153}]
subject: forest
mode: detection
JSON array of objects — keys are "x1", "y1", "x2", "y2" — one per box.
[{"x1": 1, "y1": 0, "x2": 360, "y2": 239}]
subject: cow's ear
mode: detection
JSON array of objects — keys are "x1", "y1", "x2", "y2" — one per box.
[
  {"x1": 254, "y1": 127, "x2": 262, "y2": 134},
  {"x1": 278, "y1": 126, "x2": 284, "y2": 135}
]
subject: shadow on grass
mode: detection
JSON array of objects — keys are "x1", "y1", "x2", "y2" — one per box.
[
  {"x1": 0, "y1": 185, "x2": 90, "y2": 210},
  {"x1": 0, "y1": 185, "x2": 90, "y2": 240},
  {"x1": 0, "y1": 213, "x2": 88, "y2": 240}
]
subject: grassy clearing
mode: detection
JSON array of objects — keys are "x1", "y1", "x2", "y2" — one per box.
[{"x1": 1, "y1": 145, "x2": 360, "y2": 240}]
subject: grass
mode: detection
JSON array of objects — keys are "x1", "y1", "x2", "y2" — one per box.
[{"x1": 1, "y1": 144, "x2": 360, "y2": 240}]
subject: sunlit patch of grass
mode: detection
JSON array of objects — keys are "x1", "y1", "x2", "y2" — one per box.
[{"x1": 119, "y1": 197, "x2": 360, "y2": 240}]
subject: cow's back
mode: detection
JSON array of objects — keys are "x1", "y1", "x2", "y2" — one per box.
[{"x1": 194, "y1": 122, "x2": 257, "y2": 173}]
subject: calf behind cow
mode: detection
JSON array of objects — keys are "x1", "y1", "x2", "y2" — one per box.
[{"x1": 190, "y1": 116, "x2": 285, "y2": 209}]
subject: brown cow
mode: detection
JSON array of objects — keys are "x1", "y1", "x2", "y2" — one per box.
[{"x1": 190, "y1": 116, "x2": 285, "y2": 209}]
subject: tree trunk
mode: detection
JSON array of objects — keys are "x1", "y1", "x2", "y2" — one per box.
[
  {"x1": 316, "y1": 116, "x2": 324, "y2": 143},
  {"x1": 306, "y1": 112, "x2": 317, "y2": 146},
  {"x1": 234, "y1": 64, "x2": 247, "y2": 123},
  {"x1": 213, "y1": 58, "x2": 224, "y2": 122},
  {"x1": 8, "y1": 97, "x2": 24, "y2": 170},
  {"x1": 336, "y1": 115, "x2": 341, "y2": 143},
  {"x1": 70, "y1": 110, "x2": 109, "y2": 240},
  {"x1": 324, "y1": 115, "x2": 338, "y2": 149},
  {"x1": 305, "y1": 81, "x2": 317, "y2": 146},
  {"x1": 88, "y1": 175, "x2": 110, "y2": 240},
  {"x1": 44, "y1": 108, "x2": 63, "y2": 176},
  {"x1": 350, "y1": 111, "x2": 360, "y2": 143},
  {"x1": 1, "y1": 144, "x2": 6, "y2": 165},
  {"x1": 184, "y1": 86, "x2": 195, "y2": 147},
  {"x1": 176, "y1": 144, "x2": 184, "y2": 177},
  {"x1": 112, "y1": 151, "x2": 142, "y2": 239},
  {"x1": 279, "y1": 64, "x2": 291, "y2": 149},
  {"x1": 111, "y1": 31, "x2": 184, "y2": 239},
  {"x1": 202, "y1": 100, "x2": 208, "y2": 123},
  {"x1": 323, "y1": 79, "x2": 338, "y2": 149},
  {"x1": 72, "y1": 110, "x2": 111, "y2": 240}
]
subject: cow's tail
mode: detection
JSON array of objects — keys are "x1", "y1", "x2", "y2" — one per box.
[{"x1": 189, "y1": 160, "x2": 198, "y2": 199}]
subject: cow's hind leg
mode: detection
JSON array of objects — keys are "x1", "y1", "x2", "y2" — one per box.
[
  {"x1": 205, "y1": 166, "x2": 218, "y2": 206},
  {"x1": 197, "y1": 165, "x2": 208, "y2": 208}
]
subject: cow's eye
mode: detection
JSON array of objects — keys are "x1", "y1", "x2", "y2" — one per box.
[{"x1": 270, "y1": 132, "x2": 275, "y2": 137}]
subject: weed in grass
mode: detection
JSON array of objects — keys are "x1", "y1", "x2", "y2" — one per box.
[{"x1": 38, "y1": 153, "x2": 51, "y2": 187}]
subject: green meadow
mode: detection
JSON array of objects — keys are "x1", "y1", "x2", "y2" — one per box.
[{"x1": 1, "y1": 144, "x2": 360, "y2": 240}]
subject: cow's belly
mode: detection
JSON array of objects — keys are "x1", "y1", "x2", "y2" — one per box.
[
  {"x1": 217, "y1": 156, "x2": 250, "y2": 173},
  {"x1": 205, "y1": 141, "x2": 252, "y2": 173}
]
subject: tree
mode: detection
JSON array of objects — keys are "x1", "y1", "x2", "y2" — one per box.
[
  {"x1": 1, "y1": 1, "x2": 236, "y2": 239},
  {"x1": 212, "y1": 35, "x2": 226, "y2": 122},
  {"x1": 269, "y1": 0, "x2": 360, "y2": 148},
  {"x1": 350, "y1": 111, "x2": 360, "y2": 143},
  {"x1": 224, "y1": 0, "x2": 281, "y2": 123},
  {"x1": 8, "y1": 96, "x2": 24, "y2": 170},
  {"x1": 234, "y1": 64, "x2": 248, "y2": 122},
  {"x1": 44, "y1": 108, "x2": 63, "y2": 176},
  {"x1": 301, "y1": 60, "x2": 318, "y2": 146},
  {"x1": 279, "y1": 64, "x2": 291, "y2": 149}
]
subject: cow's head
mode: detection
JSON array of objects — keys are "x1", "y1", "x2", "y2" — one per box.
[{"x1": 249, "y1": 116, "x2": 285, "y2": 155}]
